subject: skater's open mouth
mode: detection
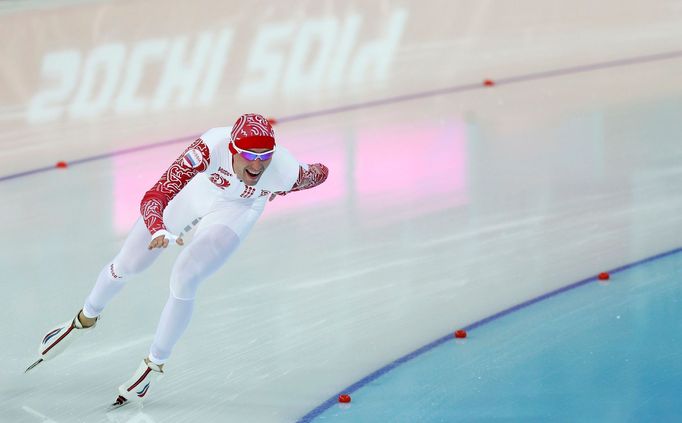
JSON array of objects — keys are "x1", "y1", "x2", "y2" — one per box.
[{"x1": 245, "y1": 169, "x2": 262, "y2": 178}]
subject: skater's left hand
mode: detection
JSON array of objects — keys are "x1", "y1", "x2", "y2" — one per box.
[
  {"x1": 269, "y1": 191, "x2": 287, "y2": 201},
  {"x1": 149, "y1": 230, "x2": 183, "y2": 249}
]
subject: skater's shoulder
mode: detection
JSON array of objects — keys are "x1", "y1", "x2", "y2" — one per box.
[
  {"x1": 258, "y1": 146, "x2": 299, "y2": 190},
  {"x1": 270, "y1": 146, "x2": 298, "y2": 172},
  {"x1": 196, "y1": 127, "x2": 231, "y2": 171}
]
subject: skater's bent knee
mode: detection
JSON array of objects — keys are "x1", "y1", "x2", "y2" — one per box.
[
  {"x1": 107, "y1": 263, "x2": 126, "y2": 280},
  {"x1": 111, "y1": 255, "x2": 156, "y2": 279},
  {"x1": 169, "y1": 263, "x2": 203, "y2": 300}
]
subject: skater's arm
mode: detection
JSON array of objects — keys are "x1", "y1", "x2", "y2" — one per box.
[
  {"x1": 269, "y1": 163, "x2": 329, "y2": 201},
  {"x1": 141, "y1": 139, "x2": 211, "y2": 244},
  {"x1": 290, "y1": 163, "x2": 329, "y2": 192}
]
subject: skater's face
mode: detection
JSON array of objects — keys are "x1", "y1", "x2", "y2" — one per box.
[{"x1": 232, "y1": 148, "x2": 273, "y2": 186}]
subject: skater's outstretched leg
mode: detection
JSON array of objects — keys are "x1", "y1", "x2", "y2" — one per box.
[
  {"x1": 27, "y1": 218, "x2": 162, "y2": 372},
  {"x1": 84, "y1": 218, "x2": 163, "y2": 318}
]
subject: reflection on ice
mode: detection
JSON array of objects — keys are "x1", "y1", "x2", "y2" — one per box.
[{"x1": 22, "y1": 406, "x2": 58, "y2": 423}]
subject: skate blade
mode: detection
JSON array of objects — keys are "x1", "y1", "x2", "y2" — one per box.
[
  {"x1": 107, "y1": 396, "x2": 129, "y2": 411},
  {"x1": 24, "y1": 358, "x2": 44, "y2": 373}
]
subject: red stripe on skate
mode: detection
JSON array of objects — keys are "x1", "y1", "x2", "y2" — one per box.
[
  {"x1": 41, "y1": 322, "x2": 75, "y2": 356},
  {"x1": 127, "y1": 367, "x2": 152, "y2": 391}
]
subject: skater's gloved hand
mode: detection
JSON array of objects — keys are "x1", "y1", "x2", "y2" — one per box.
[
  {"x1": 268, "y1": 191, "x2": 288, "y2": 202},
  {"x1": 149, "y1": 230, "x2": 184, "y2": 249}
]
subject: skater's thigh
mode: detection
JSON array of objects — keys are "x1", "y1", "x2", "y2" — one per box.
[
  {"x1": 195, "y1": 197, "x2": 266, "y2": 241},
  {"x1": 169, "y1": 224, "x2": 241, "y2": 300}
]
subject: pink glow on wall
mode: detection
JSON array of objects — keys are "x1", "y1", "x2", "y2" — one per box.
[
  {"x1": 354, "y1": 121, "x2": 468, "y2": 212},
  {"x1": 261, "y1": 136, "x2": 346, "y2": 220}
]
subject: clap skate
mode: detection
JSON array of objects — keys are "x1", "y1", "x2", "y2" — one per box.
[
  {"x1": 109, "y1": 359, "x2": 163, "y2": 410},
  {"x1": 25, "y1": 310, "x2": 98, "y2": 372}
]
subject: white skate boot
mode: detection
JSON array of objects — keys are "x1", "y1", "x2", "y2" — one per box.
[
  {"x1": 109, "y1": 359, "x2": 163, "y2": 410},
  {"x1": 25, "y1": 310, "x2": 98, "y2": 372}
]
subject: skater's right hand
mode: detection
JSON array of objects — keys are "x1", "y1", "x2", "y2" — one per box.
[
  {"x1": 149, "y1": 231, "x2": 184, "y2": 249},
  {"x1": 268, "y1": 191, "x2": 288, "y2": 202}
]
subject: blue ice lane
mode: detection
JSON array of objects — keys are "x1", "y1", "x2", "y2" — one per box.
[{"x1": 311, "y1": 253, "x2": 682, "y2": 422}]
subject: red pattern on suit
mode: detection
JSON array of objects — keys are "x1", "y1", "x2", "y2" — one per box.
[
  {"x1": 291, "y1": 163, "x2": 329, "y2": 192},
  {"x1": 140, "y1": 139, "x2": 210, "y2": 235}
]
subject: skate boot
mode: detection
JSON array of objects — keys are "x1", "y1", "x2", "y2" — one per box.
[
  {"x1": 109, "y1": 359, "x2": 164, "y2": 410},
  {"x1": 25, "y1": 310, "x2": 98, "y2": 372}
]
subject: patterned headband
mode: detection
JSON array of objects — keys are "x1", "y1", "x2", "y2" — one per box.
[{"x1": 229, "y1": 113, "x2": 275, "y2": 151}]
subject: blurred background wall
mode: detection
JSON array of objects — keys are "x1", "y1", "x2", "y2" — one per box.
[{"x1": 2, "y1": 0, "x2": 681, "y2": 176}]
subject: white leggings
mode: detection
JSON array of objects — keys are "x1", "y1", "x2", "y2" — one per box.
[{"x1": 82, "y1": 218, "x2": 241, "y2": 364}]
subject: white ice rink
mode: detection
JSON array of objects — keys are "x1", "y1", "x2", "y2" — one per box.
[{"x1": 2, "y1": 1, "x2": 682, "y2": 422}]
